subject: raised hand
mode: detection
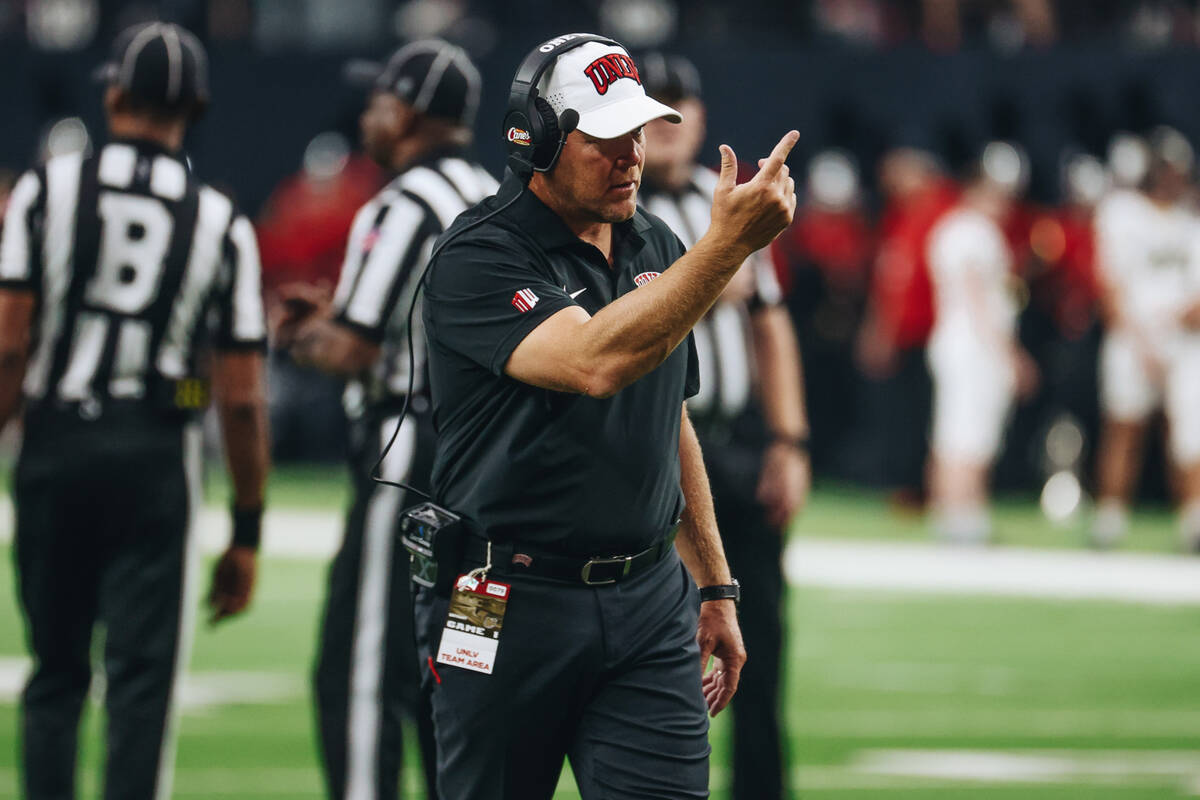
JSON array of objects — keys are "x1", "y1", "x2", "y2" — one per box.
[{"x1": 707, "y1": 130, "x2": 800, "y2": 260}]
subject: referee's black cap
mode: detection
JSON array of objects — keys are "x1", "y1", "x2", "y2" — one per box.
[
  {"x1": 344, "y1": 39, "x2": 481, "y2": 128},
  {"x1": 639, "y1": 53, "x2": 702, "y2": 104},
  {"x1": 93, "y1": 22, "x2": 210, "y2": 116}
]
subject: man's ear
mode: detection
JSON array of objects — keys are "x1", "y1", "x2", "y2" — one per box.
[
  {"x1": 102, "y1": 85, "x2": 124, "y2": 117},
  {"x1": 395, "y1": 103, "x2": 418, "y2": 138}
]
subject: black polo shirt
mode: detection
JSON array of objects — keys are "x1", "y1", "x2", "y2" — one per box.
[{"x1": 422, "y1": 176, "x2": 699, "y2": 557}]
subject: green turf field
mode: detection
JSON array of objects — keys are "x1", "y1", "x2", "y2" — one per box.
[{"x1": 2, "y1": 468, "x2": 1199, "y2": 798}]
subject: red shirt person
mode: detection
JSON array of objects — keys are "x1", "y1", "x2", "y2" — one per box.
[{"x1": 857, "y1": 149, "x2": 958, "y2": 378}]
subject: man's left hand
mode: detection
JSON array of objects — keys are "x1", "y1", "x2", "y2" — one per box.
[
  {"x1": 757, "y1": 441, "x2": 810, "y2": 529},
  {"x1": 696, "y1": 599, "x2": 746, "y2": 717},
  {"x1": 207, "y1": 545, "x2": 257, "y2": 625},
  {"x1": 272, "y1": 282, "x2": 332, "y2": 348}
]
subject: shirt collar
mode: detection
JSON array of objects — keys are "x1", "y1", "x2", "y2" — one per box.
[
  {"x1": 109, "y1": 136, "x2": 183, "y2": 160},
  {"x1": 500, "y1": 174, "x2": 653, "y2": 257},
  {"x1": 408, "y1": 145, "x2": 470, "y2": 171}
]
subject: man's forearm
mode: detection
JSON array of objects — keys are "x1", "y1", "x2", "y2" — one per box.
[
  {"x1": 505, "y1": 135, "x2": 797, "y2": 397},
  {"x1": 0, "y1": 291, "x2": 35, "y2": 430},
  {"x1": 220, "y1": 401, "x2": 268, "y2": 509},
  {"x1": 0, "y1": 355, "x2": 26, "y2": 430},
  {"x1": 675, "y1": 407, "x2": 733, "y2": 586},
  {"x1": 752, "y1": 306, "x2": 807, "y2": 439},
  {"x1": 578, "y1": 235, "x2": 750, "y2": 392},
  {"x1": 212, "y1": 352, "x2": 270, "y2": 510}
]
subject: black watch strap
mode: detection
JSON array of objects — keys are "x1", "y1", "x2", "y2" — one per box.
[
  {"x1": 772, "y1": 433, "x2": 810, "y2": 452},
  {"x1": 699, "y1": 578, "x2": 741, "y2": 604}
]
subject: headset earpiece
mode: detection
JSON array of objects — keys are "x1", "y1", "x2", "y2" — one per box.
[
  {"x1": 503, "y1": 107, "x2": 536, "y2": 180},
  {"x1": 502, "y1": 33, "x2": 620, "y2": 182},
  {"x1": 531, "y1": 97, "x2": 562, "y2": 172}
]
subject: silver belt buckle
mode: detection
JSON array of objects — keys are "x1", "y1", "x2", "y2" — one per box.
[{"x1": 580, "y1": 554, "x2": 633, "y2": 585}]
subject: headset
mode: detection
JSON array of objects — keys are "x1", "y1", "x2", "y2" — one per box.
[
  {"x1": 502, "y1": 32, "x2": 619, "y2": 182},
  {"x1": 371, "y1": 33, "x2": 624, "y2": 498}
]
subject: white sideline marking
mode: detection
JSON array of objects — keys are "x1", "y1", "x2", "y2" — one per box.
[
  {"x1": 848, "y1": 749, "x2": 1200, "y2": 792},
  {"x1": 193, "y1": 507, "x2": 343, "y2": 558},
  {"x1": 793, "y1": 708, "x2": 1200, "y2": 737},
  {"x1": 7, "y1": 491, "x2": 1200, "y2": 605},
  {"x1": 0, "y1": 657, "x2": 303, "y2": 710},
  {"x1": 0, "y1": 497, "x2": 344, "y2": 558},
  {"x1": 785, "y1": 538, "x2": 1200, "y2": 605},
  {"x1": 0, "y1": 767, "x2": 324, "y2": 796}
]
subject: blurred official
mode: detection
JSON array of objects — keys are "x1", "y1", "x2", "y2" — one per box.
[
  {"x1": 417, "y1": 33, "x2": 795, "y2": 799},
  {"x1": 638, "y1": 53, "x2": 809, "y2": 800},
  {"x1": 273, "y1": 40, "x2": 496, "y2": 800},
  {"x1": 0, "y1": 22, "x2": 269, "y2": 799},
  {"x1": 1092, "y1": 128, "x2": 1200, "y2": 549}
]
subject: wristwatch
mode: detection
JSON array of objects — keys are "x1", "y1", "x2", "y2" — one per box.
[
  {"x1": 772, "y1": 432, "x2": 810, "y2": 452},
  {"x1": 699, "y1": 578, "x2": 741, "y2": 605}
]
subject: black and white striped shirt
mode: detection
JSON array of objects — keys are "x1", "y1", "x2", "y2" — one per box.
[
  {"x1": 640, "y1": 165, "x2": 783, "y2": 421},
  {"x1": 0, "y1": 139, "x2": 266, "y2": 419},
  {"x1": 331, "y1": 149, "x2": 497, "y2": 414}
]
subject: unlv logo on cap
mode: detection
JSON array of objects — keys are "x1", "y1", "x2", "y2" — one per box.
[{"x1": 584, "y1": 54, "x2": 641, "y2": 96}]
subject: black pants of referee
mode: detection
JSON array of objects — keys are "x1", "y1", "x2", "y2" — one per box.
[
  {"x1": 14, "y1": 413, "x2": 199, "y2": 800},
  {"x1": 701, "y1": 430, "x2": 789, "y2": 800},
  {"x1": 414, "y1": 547, "x2": 710, "y2": 800},
  {"x1": 314, "y1": 409, "x2": 439, "y2": 799}
]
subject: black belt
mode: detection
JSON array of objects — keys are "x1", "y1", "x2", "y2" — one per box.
[{"x1": 462, "y1": 528, "x2": 678, "y2": 586}]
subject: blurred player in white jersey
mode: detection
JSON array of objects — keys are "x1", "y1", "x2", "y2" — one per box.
[
  {"x1": 926, "y1": 143, "x2": 1034, "y2": 542},
  {"x1": 1092, "y1": 127, "x2": 1200, "y2": 549}
]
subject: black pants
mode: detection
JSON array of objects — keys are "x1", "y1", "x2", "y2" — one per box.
[
  {"x1": 700, "y1": 431, "x2": 788, "y2": 800},
  {"x1": 414, "y1": 549, "x2": 710, "y2": 800},
  {"x1": 313, "y1": 411, "x2": 439, "y2": 799},
  {"x1": 14, "y1": 416, "x2": 199, "y2": 800}
]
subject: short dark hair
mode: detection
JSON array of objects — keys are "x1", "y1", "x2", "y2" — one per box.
[{"x1": 110, "y1": 87, "x2": 205, "y2": 125}]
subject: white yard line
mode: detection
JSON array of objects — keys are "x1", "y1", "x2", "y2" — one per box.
[
  {"x1": 844, "y1": 749, "x2": 1200, "y2": 793},
  {"x1": 853, "y1": 748, "x2": 1200, "y2": 782},
  {"x1": 1, "y1": 753, "x2": 1196, "y2": 796},
  {"x1": 793, "y1": 708, "x2": 1200, "y2": 737},
  {"x1": 5, "y1": 492, "x2": 1200, "y2": 605},
  {"x1": 0, "y1": 498, "x2": 345, "y2": 558},
  {"x1": 0, "y1": 657, "x2": 303, "y2": 711},
  {"x1": 0, "y1": 768, "x2": 324, "y2": 796},
  {"x1": 785, "y1": 537, "x2": 1200, "y2": 605}
]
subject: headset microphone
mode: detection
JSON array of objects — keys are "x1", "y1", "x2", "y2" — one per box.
[{"x1": 559, "y1": 109, "x2": 579, "y2": 135}]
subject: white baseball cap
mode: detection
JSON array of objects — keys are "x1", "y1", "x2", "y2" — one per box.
[{"x1": 537, "y1": 41, "x2": 681, "y2": 139}]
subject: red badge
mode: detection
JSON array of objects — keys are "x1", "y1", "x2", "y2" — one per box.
[
  {"x1": 512, "y1": 288, "x2": 540, "y2": 312},
  {"x1": 634, "y1": 271, "x2": 661, "y2": 286}
]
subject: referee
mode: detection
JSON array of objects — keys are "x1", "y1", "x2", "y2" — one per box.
[
  {"x1": 639, "y1": 54, "x2": 810, "y2": 800},
  {"x1": 0, "y1": 23, "x2": 269, "y2": 800},
  {"x1": 417, "y1": 34, "x2": 797, "y2": 799},
  {"x1": 273, "y1": 40, "x2": 496, "y2": 800}
]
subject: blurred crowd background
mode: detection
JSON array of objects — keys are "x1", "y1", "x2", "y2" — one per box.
[{"x1": 4, "y1": 0, "x2": 1200, "y2": 508}]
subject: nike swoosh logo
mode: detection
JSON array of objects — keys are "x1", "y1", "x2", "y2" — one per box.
[{"x1": 567, "y1": 287, "x2": 586, "y2": 299}]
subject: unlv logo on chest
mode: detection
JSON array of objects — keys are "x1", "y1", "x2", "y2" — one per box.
[{"x1": 584, "y1": 54, "x2": 641, "y2": 95}]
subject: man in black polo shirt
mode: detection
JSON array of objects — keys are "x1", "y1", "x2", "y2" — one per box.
[{"x1": 416, "y1": 34, "x2": 797, "y2": 799}]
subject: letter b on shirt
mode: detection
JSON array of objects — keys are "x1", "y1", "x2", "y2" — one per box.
[{"x1": 86, "y1": 192, "x2": 173, "y2": 314}]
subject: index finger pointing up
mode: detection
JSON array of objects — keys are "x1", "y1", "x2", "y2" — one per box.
[{"x1": 758, "y1": 130, "x2": 800, "y2": 180}]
